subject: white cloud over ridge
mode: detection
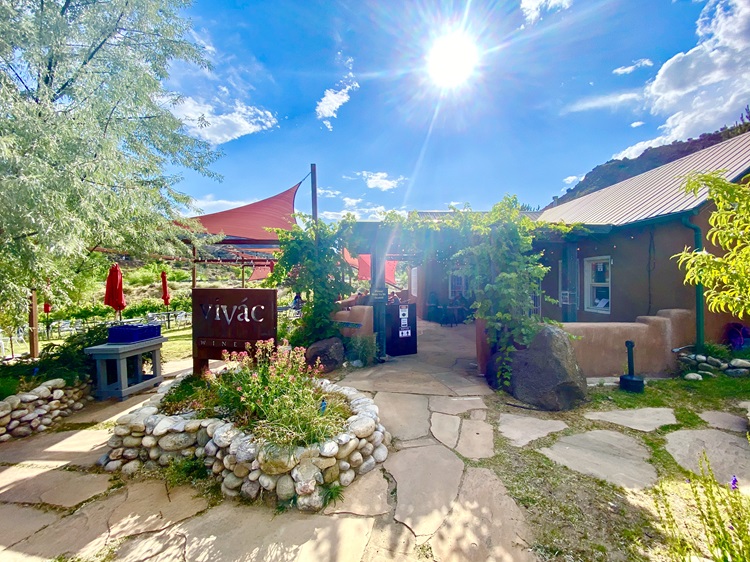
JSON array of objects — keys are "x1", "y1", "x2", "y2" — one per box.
[
  {"x1": 615, "y1": 0, "x2": 750, "y2": 159},
  {"x1": 562, "y1": 175, "x2": 582, "y2": 185},
  {"x1": 355, "y1": 171, "x2": 407, "y2": 191},
  {"x1": 171, "y1": 97, "x2": 277, "y2": 145},
  {"x1": 612, "y1": 59, "x2": 653, "y2": 75},
  {"x1": 521, "y1": 0, "x2": 572, "y2": 24}
]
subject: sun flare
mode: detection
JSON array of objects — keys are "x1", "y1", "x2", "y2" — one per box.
[{"x1": 426, "y1": 31, "x2": 479, "y2": 90}]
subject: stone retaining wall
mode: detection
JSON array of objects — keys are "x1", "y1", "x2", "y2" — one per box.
[
  {"x1": 0, "y1": 378, "x2": 93, "y2": 441},
  {"x1": 678, "y1": 353, "x2": 750, "y2": 380},
  {"x1": 102, "y1": 378, "x2": 391, "y2": 512}
]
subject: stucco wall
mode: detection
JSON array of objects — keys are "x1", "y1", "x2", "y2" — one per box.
[{"x1": 564, "y1": 308, "x2": 694, "y2": 378}]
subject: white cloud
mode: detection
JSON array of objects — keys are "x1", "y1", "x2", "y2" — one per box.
[
  {"x1": 521, "y1": 0, "x2": 572, "y2": 24},
  {"x1": 193, "y1": 194, "x2": 256, "y2": 213},
  {"x1": 189, "y1": 28, "x2": 217, "y2": 57},
  {"x1": 355, "y1": 171, "x2": 407, "y2": 191},
  {"x1": 316, "y1": 66, "x2": 360, "y2": 131},
  {"x1": 318, "y1": 188, "x2": 341, "y2": 198},
  {"x1": 343, "y1": 197, "x2": 362, "y2": 208},
  {"x1": 630, "y1": 121, "x2": 645, "y2": 128},
  {"x1": 615, "y1": 0, "x2": 750, "y2": 159},
  {"x1": 320, "y1": 204, "x2": 389, "y2": 221},
  {"x1": 171, "y1": 97, "x2": 277, "y2": 145},
  {"x1": 562, "y1": 91, "x2": 641, "y2": 113},
  {"x1": 612, "y1": 58, "x2": 654, "y2": 75},
  {"x1": 562, "y1": 175, "x2": 582, "y2": 185}
]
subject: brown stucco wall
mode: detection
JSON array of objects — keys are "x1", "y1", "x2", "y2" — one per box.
[
  {"x1": 540, "y1": 205, "x2": 741, "y2": 344},
  {"x1": 564, "y1": 308, "x2": 694, "y2": 377}
]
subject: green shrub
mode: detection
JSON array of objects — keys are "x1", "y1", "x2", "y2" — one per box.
[
  {"x1": 344, "y1": 334, "x2": 377, "y2": 366},
  {"x1": 164, "y1": 456, "x2": 209, "y2": 487},
  {"x1": 653, "y1": 451, "x2": 750, "y2": 561},
  {"x1": 122, "y1": 298, "x2": 166, "y2": 319},
  {"x1": 703, "y1": 342, "x2": 732, "y2": 361},
  {"x1": 161, "y1": 340, "x2": 352, "y2": 447}
]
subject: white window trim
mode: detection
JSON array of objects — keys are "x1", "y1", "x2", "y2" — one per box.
[
  {"x1": 584, "y1": 256, "x2": 611, "y2": 314},
  {"x1": 558, "y1": 259, "x2": 580, "y2": 309},
  {"x1": 448, "y1": 273, "x2": 468, "y2": 300}
]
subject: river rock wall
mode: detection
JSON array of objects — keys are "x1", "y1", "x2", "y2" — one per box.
[{"x1": 101, "y1": 378, "x2": 391, "y2": 512}]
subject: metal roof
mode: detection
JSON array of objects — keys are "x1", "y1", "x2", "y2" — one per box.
[{"x1": 537, "y1": 132, "x2": 750, "y2": 226}]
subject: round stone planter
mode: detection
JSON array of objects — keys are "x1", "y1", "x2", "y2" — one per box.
[{"x1": 101, "y1": 377, "x2": 391, "y2": 512}]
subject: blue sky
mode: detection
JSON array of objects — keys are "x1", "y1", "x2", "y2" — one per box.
[{"x1": 167, "y1": 0, "x2": 750, "y2": 218}]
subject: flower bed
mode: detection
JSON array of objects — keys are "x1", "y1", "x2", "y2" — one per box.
[{"x1": 101, "y1": 341, "x2": 391, "y2": 512}]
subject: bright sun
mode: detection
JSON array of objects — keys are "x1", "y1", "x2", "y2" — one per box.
[{"x1": 426, "y1": 31, "x2": 479, "y2": 90}]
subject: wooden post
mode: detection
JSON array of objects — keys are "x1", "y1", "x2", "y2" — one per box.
[
  {"x1": 28, "y1": 290, "x2": 39, "y2": 358},
  {"x1": 311, "y1": 163, "x2": 318, "y2": 223}
]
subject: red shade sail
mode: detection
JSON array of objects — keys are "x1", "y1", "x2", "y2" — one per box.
[
  {"x1": 192, "y1": 183, "x2": 300, "y2": 241},
  {"x1": 161, "y1": 270, "x2": 171, "y2": 307},
  {"x1": 342, "y1": 249, "x2": 398, "y2": 286},
  {"x1": 104, "y1": 264, "x2": 126, "y2": 312}
]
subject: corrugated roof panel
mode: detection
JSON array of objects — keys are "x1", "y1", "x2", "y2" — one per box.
[{"x1": 538, "y1": 132, "x2": 750, "y2": 226}]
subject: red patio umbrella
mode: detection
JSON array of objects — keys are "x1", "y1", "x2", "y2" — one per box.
[
  {"x1": 160, "y1": 271, "x2": 171, "y2": 307},
  {"x1": 104, "y1": 263, "x2": 126, "y2": 318}
]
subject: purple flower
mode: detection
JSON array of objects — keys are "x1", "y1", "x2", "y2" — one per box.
[{"x1": 731, "y1": 475, "x2": 739, "y2": 491}]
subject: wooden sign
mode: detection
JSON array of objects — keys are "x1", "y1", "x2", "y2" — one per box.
[{"x1": 192, "y1": 288, "x2": 277, "y2": 373}]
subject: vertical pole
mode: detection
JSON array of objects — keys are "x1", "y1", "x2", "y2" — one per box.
[
  {"x1": 561, "y1": 242, "x2": 578, "y2": 322},
  {"x1": 191, "y1": 245, "x2": 197, "y2": 289},
  {"x1": 311, "y1": 163, "x2": 318, "y2": 223},
  {"x1": 241, "y1": 259, "x2": 246, "y2": 288},
  {"x1": 371, "y1": 227, "x2": 388, "y2": 358},
  {"x1": 29, "y1": 290, "x2": 39, "y2": 358}
]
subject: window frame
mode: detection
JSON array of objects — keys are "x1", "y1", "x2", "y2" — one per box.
[{"x1": 583, "y1": 256, "x2": 611, "y2": 314}]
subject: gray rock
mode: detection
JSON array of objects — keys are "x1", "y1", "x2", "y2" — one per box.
[
  {"x1": 678, "y1": 356, "x2": 698, "y2": 367},
  {"x1": 240, "y1": 479, "x2": 261, "y2": 500},
  {"x1": 323, "y1": 464, "x2": 340, "y2": 484},
  {"x1": 122, "y1": 448, "x2": 140, "y2": 460},
  {"x1": 41, "y1": 378, "x2": 66, "y2": 389},
  {"x1": 247, "y1": 469, "x2": 261, "y2": 481},
  {"x1": 234, "y1": 438, "x2": 258, "y2": 463},
  {"x1": 697, "y1": 362, "x2": 714, "y2": 372},
  {"x1": 4, "y1": 395, "x2": 20, "y2": 409},
  {"x1": 706, "y1": 356, "x2": 722, "y2": 367},
  {"x1": 0, "y1": 401, "x2": 11, "y2": 417},
  {"x1": 296, "y1": 488, "x2": 325, "y2": 511},
  {"x1": 508, "y1": 325, "x2": 587, "y2": 411},
  {"x1": 11, "y1": 426, "x2": 33, "y2": 438},
  {"x1": 158, "y1": 432, "x2": 197, "y2": 451},
  {"x1": 121, "y1": 460, "x2": 143, "y2": 476},
  {"x1": 368, "y1": 431, "x2": 384, "y2": 446},
  {"x1": 276, "y1": 474, "x2": 296, "y2": 501},
  {"x1": 152, "y1": 417, "x2": 177, "y2": 437},
  {"x1": 336, "y1": 438, "x2": 359, "y2": 460},
  {"x1": 349, "y1": 416, "x2": 376, "y2": 438},
  {"x1": 726, "y1": 368, "x2": 750, "y2": 378},
  {"x1": 349, "y1": 451, "x2": 363, "y2": 468},
  {"x1": 223, "y1": 473, "x2": 244, "y2": 490},
  {"x1": 305, "y1": 337, "x2": 345, "y2": 373},
  {"x1": 340, "y1": 469, "x2": 356, "y2": 487},
  {"x1": 141, "y1": 435, "x2": 157, "y2": 448},
  {"x1": 358, "y1": 455, "x2": 376, "y2": 475},
  {"x1": 223, "y1": 454, "x2": 237, "y2": 470},
  {"x1": 123, "y1": 436, "x2": 142, "y2": 448},
  {"x1": 319, "y1": 440, "x2": 339, "y2": 457},
  {"x1": 695, "y1": 354, "x2": 707, "y2": 363},
  {"x1": 212, "y1": 423, "x2": 241, "y2": 448},
  {"x1": 258, "y1": 473, "x2": 279, "y2": 491},
  {"x1": 105, "y1": 460, "x2": 123, "y2": 472},
  {"x1": 730, "y1": 358, "x2": 750, "y2": 369},
  {"x1": 233, "y1": 463, "x2": 250, "y2": 478},
  {"x1": 31, "y1": 386, "x2": 52, "y2": 399},
  {"x1": 335, "y1": 432, "x2": 353, "y2": 445},
  {"x1": 258, "y1": 447, "x2": 296, "y2": 475},
  {"x1": 96, "y1": 453, "x2": 110, "y2": 467},
  {"x1": 292, "y1": 460, "x2": 323, "y2": 485},
  {"x1": 18, "y1": 393, "x2": 38, "y2": 403},
  {"x1": 196, "y1": 428, "x2": 210, "y2": 447},
  {"x1": 204, "y1": 440, "x2": 219, "y2": 457},
  {"x1": 338, "y1": 460, "x2": 350, "y2": 471},
  {"x1": 684, "y1": 373, "x2": 703, "y2": 381},
  {"x1": 360, "y1": 442, "x2": 374, "y2": 456},
  {"x1": 372, "y1": 444, "x2": 389, "y2": 463}
]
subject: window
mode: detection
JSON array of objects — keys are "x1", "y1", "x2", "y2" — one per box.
[
  {"x1": 448, "y1": 273, "x2": 468, "y2": 300},
  {"x1": 584, "y1": 256, "x2": 610, "y2": 314}
]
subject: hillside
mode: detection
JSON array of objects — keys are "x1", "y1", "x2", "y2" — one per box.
[{"x1": 553, "y1": 107, "x2": 750, "y2": 206}]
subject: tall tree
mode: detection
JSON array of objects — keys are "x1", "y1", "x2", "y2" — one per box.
[
  {"x1": 676, "y1": 171, "x2": 750, "y2": 318},
  {"x1": 0, "y1": 0, "x2": 218, "y2": 310}
]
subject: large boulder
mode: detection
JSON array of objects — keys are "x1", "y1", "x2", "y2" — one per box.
[
  {"x1": 508, "y1": 325, "x2": 587, "y2": 411},
  {"x1": 305, "y1": 337, "x2": 345, "y2": 373}
]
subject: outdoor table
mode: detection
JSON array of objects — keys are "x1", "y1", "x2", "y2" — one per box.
[{"x1": 84, "y1": 337, "x2": 167, "y2": 401}]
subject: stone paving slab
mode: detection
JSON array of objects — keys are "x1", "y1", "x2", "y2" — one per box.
[
  {"x1": 9, "y1": 480, "x2": 208, "y2": 561},
  {"x1": 0, "y1": 504, "x2": 60, "y2": 551},
  {"x1": 384, "y1": 445, "x2": 464, "y2": 541},
  {"x1": 455, "y1": 419, "x2": 495, "y2": 460},
  {"x1": 393, "y1": 436, "x2": 439, "y2": 450},
  {"x1": 584, "y1": 407, "x2": 676, "y2": 432},
  {"x1": 429, "y1": 467, "x2": 537, "y2": 562},
  {"x1": 374, "y1": 393, "x2": 430, "y2": 441},
  {"x1": 0, "y1": 429, "x2": 111, "y2": 468},
  {"x1": 664, "y1": 429, "x2": 750, "y2": 493},
  {"x1": 539, "y1": 430, "x2": 657, "y2": 489},
  {"x1": 361, "y1": 515, "x2": 417, "y2": 562},
  {"x1": 699, "y1": 411, "x2": 748, "y2": 433},
  {"x1": 430, "y1": 372, "x2": 494, "y2": 396},
  {"x1": 498, "y1": 414, "x2": 569, "y2": 447},
  {"x1": 324, "y1": 469, "x2": 392, "y2": 517},
  {"x1": 342, "y1": 370, "x2": 454, "y2": 396},
  {"x1": 0, "y1": 465, "x2": 111, "y2": 507},
  {"x1": 115, "y1": 503, "x2": 374, "y2": 562},
  {"x1": 429, "y1": 396, "x2": 486, "y2": 416},
  {"x1": 430, "y1": 413, "x2": 460, "y2": 449}
]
